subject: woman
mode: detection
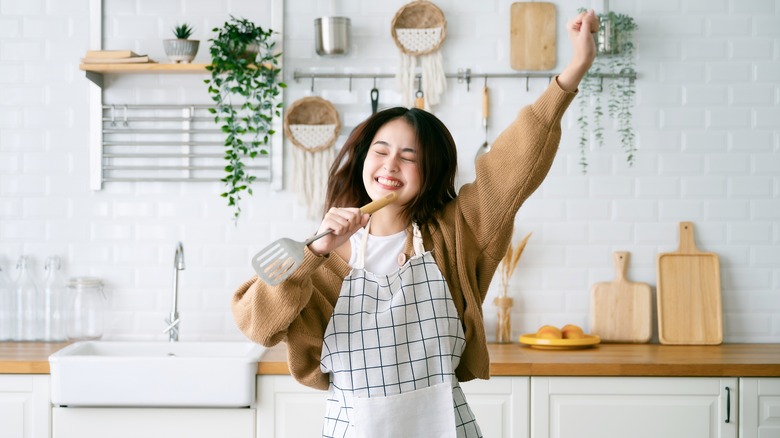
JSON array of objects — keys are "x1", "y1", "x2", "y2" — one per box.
[{"x1": 233, "y1": 10, "x2": 599, "y2": 437}]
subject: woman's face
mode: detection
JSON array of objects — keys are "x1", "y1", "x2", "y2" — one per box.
[{"x1": 362, "y1": 118, "x2": 421, "y2": 207}]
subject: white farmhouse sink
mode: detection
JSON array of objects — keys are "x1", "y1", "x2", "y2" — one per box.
[{"x1": 49, "y1": 341, "x2": 265, "y2": 407}]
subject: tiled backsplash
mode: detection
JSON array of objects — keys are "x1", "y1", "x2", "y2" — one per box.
[{"x1": 0, "y1": 0, "x2": 778, "y2": 342}]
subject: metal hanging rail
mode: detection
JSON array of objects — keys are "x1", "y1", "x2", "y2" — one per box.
[{"x1": 292, "y1": 68, "x2": 637, "y2": 92}]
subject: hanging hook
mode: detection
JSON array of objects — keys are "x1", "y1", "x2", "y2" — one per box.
[
  {"x1": 373, "y1": 77, "x2": 377, "y2": 89},
  {"x1": 483, "y1": 75, "x2": 488, "y2": 87},
  {"x1": 598, "y1": 76, "x2": 604, "y2": 93},
  {"x1": 310, "y1": 76, "x2": 315, "y2": 93},
  {"x1": 525, "y1": 76, "x2": 530, "y2": 92},
  {"x1": 348, "y1": 75, "x2": 353, "y2": 92}
]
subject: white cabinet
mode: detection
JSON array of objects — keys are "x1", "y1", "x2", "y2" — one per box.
[
  {"x1": 255, "y1": 375, "x2": 530, "y2": 438},
  {"x1": 531, "y1": 377, "x2": 738, "y2": 438},
  {"x1": 52, "y1": 407, "x2": 254, "y2": 438},
  {"x1": 740, "y1": 377, "x2": 780, "y2": 438},
  {"x1": 256, "y1": 375, "x2": 327, "y2": 437},
  {"x1": 461, "y1": 377, "x2": 529, "y2": 438},
  {"x1": 0, "y1": 375, "x2": 50, "y2": 438}
]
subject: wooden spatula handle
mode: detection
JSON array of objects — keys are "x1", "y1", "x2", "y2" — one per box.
[
  {"x1": 482, "y1": 86, "x2": 489, "y2": 121},
  {"x1": 359, "y1": 192, "x2": 397, "y2": 214}
]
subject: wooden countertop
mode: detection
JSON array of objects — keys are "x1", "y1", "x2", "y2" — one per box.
[
  {"x1": 0, "y1": 342, "x2": 71, "y2": 374},
  {"x1": 4, "y1": 342, "x2": 780, "y2": 377},
  {"x1": 258, "y1": 342, "x2": 780, "y2": 377}
]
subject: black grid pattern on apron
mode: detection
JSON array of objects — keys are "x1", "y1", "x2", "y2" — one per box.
[{"x1": 320, "y1": 252, "x2": 480, "y2": 437}]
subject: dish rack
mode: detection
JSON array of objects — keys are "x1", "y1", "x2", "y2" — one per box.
[{"x1": 99, "y1": 104, "x2": 272, "y2": 183}]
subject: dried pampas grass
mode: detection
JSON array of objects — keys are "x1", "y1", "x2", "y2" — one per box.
[{"x1": 500, "y1": 231, "x2": 532, "y2": 298}]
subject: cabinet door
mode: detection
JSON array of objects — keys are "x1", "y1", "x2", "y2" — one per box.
[
  {"x1": 256, "y1": 375, "x2": 327, "y2": 438},
  {"x1": 52, "y1": 407, "x2": 254, "y2": 438},
  {"x1": 0, "y1": 375, "x2": 50, "y2": 438},
  {"x1": 531, "y1": 377, "x2": 737, "y2": 438},
  {"x1": 740, "y1": 377, "x2": 780, "y2": 438},
  {"x1": 461, "y1": 377, "x2": 529, "y2": 438}
]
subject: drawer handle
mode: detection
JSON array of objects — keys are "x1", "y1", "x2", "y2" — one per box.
[{"x1": 725, "y1": 386, "x2": 731, "y2": 423}]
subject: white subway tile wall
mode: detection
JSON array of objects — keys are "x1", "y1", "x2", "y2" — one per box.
[{"x1": 0, "y1": 0, "x2": 778, "y2": 342}]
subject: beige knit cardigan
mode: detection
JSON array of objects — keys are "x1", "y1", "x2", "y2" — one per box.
[{"x1": 232, "y1": 79, "x2": 576, "y2": 390}]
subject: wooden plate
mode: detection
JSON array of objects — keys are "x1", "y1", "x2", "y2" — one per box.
[{"x1": 518, "y1": 334, "x2": 601, "y2": 350}]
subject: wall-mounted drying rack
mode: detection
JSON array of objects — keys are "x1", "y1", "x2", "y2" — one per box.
[
  {"x1": 292, "y1": 68, "x2": 636, "y2": 92},
  {"x1": 99, "y1": 104, "x2": 271, "y2": 183}
]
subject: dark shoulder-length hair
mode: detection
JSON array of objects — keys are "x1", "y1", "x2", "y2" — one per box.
[{"x1": 324, "y1": 107, "x2": 458, "y2": 225}]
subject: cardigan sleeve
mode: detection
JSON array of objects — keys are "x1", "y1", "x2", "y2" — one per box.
[
  {"x1": 454, "y1": 78, "x2": 577, "y2": 260},
  {"x1": 231, "y1": 246, "x2": 342, "y2": 390}
]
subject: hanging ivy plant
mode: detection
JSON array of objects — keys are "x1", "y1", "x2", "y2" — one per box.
[
  {"x1": 576, "y1": 10, "x2": 637, "y2": 173},
  {"x1": 205, "y1": 16, "x2": 286, "y2": 221}
]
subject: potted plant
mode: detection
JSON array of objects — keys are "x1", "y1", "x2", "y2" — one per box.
[
  {"x1": 163, "y1": 23, "x2": 199, "y2": 64},
  {"x1": 205, "y1": 16, "x2": 285, "y2": 221},
  {"x1": 576, "y1": 10, "x2": 637, "y2": 172}
]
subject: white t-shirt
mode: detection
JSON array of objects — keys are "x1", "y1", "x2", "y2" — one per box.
[{"x1": 348, "y1": 227, "x2": 407, "y2": 275}]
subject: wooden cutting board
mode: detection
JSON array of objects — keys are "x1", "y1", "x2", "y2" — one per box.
[
  {"x1": 510, "y1": 2, "x2": 556, "y2": 71},
  {"x1": 589, "y1": 252, "x2": 653, "y2": 343},
  {"x1": 657, "y1": 222, "x2": 723, "y2": 345}
]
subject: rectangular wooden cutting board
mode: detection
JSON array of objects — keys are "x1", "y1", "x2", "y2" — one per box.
[
  {"x1": 589, "y1": 252, "x2": 653, "y2": 343},
  {"x1": 657, "y1": 222, "x2": 723, "y2": 345},
  {"x1": 510, "y1": 2, "x2": 556, "y2": 71}
]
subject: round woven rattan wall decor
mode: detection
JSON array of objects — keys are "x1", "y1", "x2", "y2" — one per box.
[
  {"x1": 390, "y1": 0, "x2": 447, "y2": 56},
  {"x1": 284, "y1": 96, "x2": 341, "y2": 153}
]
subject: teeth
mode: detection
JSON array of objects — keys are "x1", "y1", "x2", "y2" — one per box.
[{"x1": 377, "y1": 177, "x2": 401, "y2": 187}]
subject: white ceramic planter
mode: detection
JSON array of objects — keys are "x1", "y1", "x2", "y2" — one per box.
[{"x1": 163, "y1": 39, "x2": 200, "y2": 63}]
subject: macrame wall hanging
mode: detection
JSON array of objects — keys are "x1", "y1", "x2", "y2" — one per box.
[
  {"x1": 284, "y1": 96, "x2": 341, "y2": 219},
  {"x1": 391, "y1": 0, "x2": 448, "y2": 111}
]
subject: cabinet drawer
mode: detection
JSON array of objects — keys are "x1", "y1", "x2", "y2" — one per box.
[{"x1": 53, "y1": 407, "x2": 255, "y2": 438}]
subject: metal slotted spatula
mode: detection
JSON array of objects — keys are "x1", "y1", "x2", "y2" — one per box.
[{"x1": 252, "y1": 192, "x2": 397, "y2": 285}]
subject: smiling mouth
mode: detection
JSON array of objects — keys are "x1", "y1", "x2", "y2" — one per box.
[{"x1": 376, "y1": 176, "x2": 402, "y2": 188}]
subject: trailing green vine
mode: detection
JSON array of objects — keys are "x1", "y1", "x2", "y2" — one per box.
[
  {"x1": 205, "y1": 16, "x2": 286, "y2": 221},
  {"x1": 577, "y1": 10, "x2": 637, "y2": 172}
]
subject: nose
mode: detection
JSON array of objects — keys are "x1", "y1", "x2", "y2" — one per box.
[{"x1": 382, "y1": 151, "x2": 401, "y2": 172}]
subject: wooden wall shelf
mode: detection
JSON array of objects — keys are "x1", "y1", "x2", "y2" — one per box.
[{"x1": 79, "y1": 63, "x2": 209, "y2": 74}]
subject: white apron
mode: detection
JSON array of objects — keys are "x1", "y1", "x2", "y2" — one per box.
[{"x1": 320, "y1": 222, "x2": 482, "y2": 438}]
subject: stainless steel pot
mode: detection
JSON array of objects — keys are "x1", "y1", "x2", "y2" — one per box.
[{"x1": 314, "y1": 17, "x2": 350, "y2": 56}]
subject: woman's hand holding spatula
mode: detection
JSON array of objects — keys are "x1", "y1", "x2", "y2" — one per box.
[
  {"x1": 308, "y1": 192, "x2": 396, "y2": 256},
  {"x1": 251, "y1": 193, "x2": 397, "y2": 285}
]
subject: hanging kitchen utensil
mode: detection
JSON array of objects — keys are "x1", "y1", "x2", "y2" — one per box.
[
  {"x1": 252, "y1": 193, "x2": 397, "y2": 286},
  {"x1": 510, "y1": 2, "x2": 557, "y2": 71},
  {"x1": 475, "y1": 81, "x2": 490, "y2": 161},
  {"x1": 284, "y1": 96, "x2": 341, "y2": 219},
  {"x1": 391, "y1": 0, "x2": 447, "y2": 110},
  {"x1": 370, "y1": 79, "x2": 379, "y2": 114},
  {"x1": 414, "y1": 76, "x2": 425, "y2": 110},
  {"x1": 657, "y1": 222, "x2": 723, "y2": 345},
  {"x1": 588, "y1": 252, "x2": 652, "y2": 343}
]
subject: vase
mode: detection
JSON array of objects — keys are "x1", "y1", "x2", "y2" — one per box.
[
  {"x1": 163, "y1": 39, "x2": 200, "y2": 63},
  {"x1": 493, "y1": 296, "x2": 514, "y2": 344}
]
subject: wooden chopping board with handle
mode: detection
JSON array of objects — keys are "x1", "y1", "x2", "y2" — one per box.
[
  {"x1": 657, "y1": 222, "x2": 723, "y2": 345},
  {"x1": 589, "y1": 251, "x2": 652, "y2": 343},
  {"x1": 510, "y1": 2, "x2": 556, "y2": 71}
]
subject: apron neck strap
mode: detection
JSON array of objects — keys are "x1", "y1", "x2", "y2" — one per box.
[{"x1": 412, "y1": 223, "x2": 425, "y2": 257}]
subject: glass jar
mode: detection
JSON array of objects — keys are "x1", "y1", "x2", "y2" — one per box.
[
  {"x1": 0, "y1": 262, "x2": 12, "y2": 341},
  {"x1": 42, "y1": 256, "x2": 67, "y2": 342},
  {"x1": 14, "y1": 256, "x2": 39, "y2": 341},
  {"x1": 66, "y1": 277, "x2": 106, "y2": 341}
]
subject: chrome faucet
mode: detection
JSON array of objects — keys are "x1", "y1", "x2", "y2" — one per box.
[{"x1": 164, "y1": 242, "x2": 185, "y2": 342}]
